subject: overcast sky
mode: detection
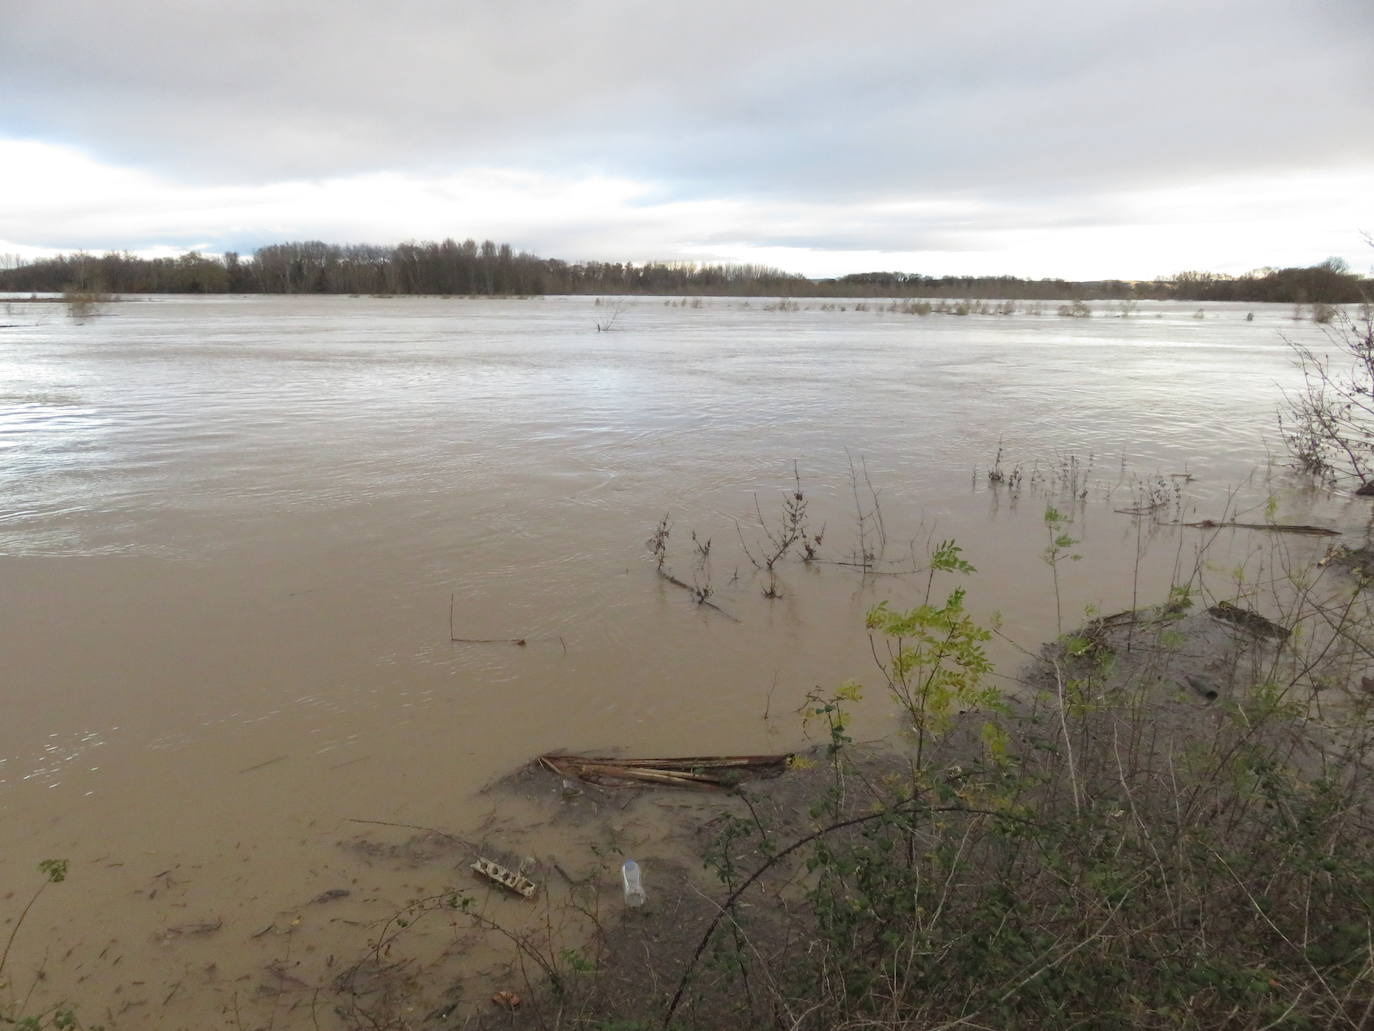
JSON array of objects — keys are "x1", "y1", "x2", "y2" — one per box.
[{"x1": 2, "y1": 0, "x2": 1371, "y2": 279}]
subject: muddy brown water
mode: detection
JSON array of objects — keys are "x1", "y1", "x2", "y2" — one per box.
[{"x1": 0, "y1": 294, "x2": 1362, "y2": 1027}]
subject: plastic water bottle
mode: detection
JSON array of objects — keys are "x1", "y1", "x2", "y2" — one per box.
[{"x1": 621, "y1": 859, "x2": 646, "y2": 907}]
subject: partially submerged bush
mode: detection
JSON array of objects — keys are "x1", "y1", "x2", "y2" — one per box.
[
  {"x1": 62, "y1": 284, "x2": 110, "y2": 320},
  {"x1": 1281, "y1": 302, "x2": 1374, "y2": 487},
  {"x1": 1281, "y1": 237, "x2": 1374, "y2": 487}
]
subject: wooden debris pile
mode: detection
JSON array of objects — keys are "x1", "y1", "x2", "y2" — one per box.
[
  {"x1": 1206, "y1": 601, "x2": 1291, "y2": 640},
  {"x1": 538, "y1": 753, "x2": 791, "y2": 791}
]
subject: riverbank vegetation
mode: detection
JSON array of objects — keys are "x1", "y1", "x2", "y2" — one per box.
[
  {"x1": 629, "y1": 522, "x2": 1374, "y2": 1031},
  {"x1": 1, "y1": 241, "x2": 1367, "y2": 305},
  {"x1": 293, "y1": 480, "x2": 1374, "y2": 1031},
  {"x1": 295, "y1": 512, "x2": 1374, "y2": 1031}
]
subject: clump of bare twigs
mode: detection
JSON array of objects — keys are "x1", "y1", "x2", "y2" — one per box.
[
  {"x1": 845, "y1": 452, "x2": 886, "y2": 572},
  {"x1": 1282, "y1": 301, "x2": 1374, "y2": 490},
  {"x1": 884, "y1": 299, "x2": 933, "y2": 316},
  {"x1": 62, "y1": 284, "x2": 111, "y2": 321},
  {"x1": 985, "y1": 445, "x2": 1103, "y2": 506},
  {"x1": 689, "y1": 531, "x2": 712, "y2": 602},
  {"x1": 593, "y1": 298, "x2": 628, "y2": 331},
  {"x1": 647, "y1": 513, "x2": 736, "y2": 619},
  {"x1": 1111, "y1": 471, "x2": 1181, "y2": 519},
  {"x1": 987, "y1": 439, "x2": 1023, "y2": 491},
  {"x1": 737, "y1": 463, "x2": 823, "y2": 598},
  {"x1": 647, "y1": 512, "x2": 671, "y2": 574}
]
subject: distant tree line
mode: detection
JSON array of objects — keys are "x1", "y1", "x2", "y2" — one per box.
[
  {"x1": 0, "y1": 240, "x2": 809, "y2": 298},
  {"x1": 1143, "y1": 259, "x2": 1365, "y2": 304},
  {"x1": 829, "y1": 259, "x2": 1368, "y2": 303},
  {"x1": 0, "y1": 239, "x2": 1367, "y2": 304}
]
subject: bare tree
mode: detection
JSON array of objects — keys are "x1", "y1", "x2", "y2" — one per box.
[{"x1": 1281, "y1": 236, "x2": 1374, "y2": 490}]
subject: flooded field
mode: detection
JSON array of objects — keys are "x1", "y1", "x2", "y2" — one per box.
[{"x1": 0, "y1": 294, "x2": 1363, "y2": 1027}]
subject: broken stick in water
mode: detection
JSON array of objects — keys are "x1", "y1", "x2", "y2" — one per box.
[
  {"x1": 539, "y1": 752, "x2": 792, "y2": 790},
  {"x1": 1181, "y1": 519, "x2": 1339, "y2": 536},
  {"x1": 449, "y1": 593, "x2": 567, "y2": 651}
]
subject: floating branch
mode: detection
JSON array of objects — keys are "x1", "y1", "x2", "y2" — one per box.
[
  {"x1": 1206, "y1": 601, "x2": 1291, "y2": 640},
  {"x1": 655, "y1": 567, "x2": 738, "y2": 620},
  {"x1": 817, "y1": 558, "x2": 919, "y2": 576},
  {"x1": 648, "y1": 514, "x2": 738, "y2": 619},
  {"x1": 238, "y1": 754, "x2": 287, "y2": 774},
  {"x1": 449, "y1": 594, "x2": 568, "y2": 651},
  {"x1": 1114, "y1": 500, "x2": 1168, "y2": 516},
  {"x1": 538, "y1": 753, "x2": 791, "y2": 790},
  {"x1": 1181, "y1": 520, "x2": 1339, "y2": 536}
]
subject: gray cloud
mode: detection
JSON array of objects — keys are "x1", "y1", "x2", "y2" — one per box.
[
  {"x1": 6, "y1": 0, "x2": 1370, "y2": 197},
  {"x1": 2, "y1": 0, "x2": 1371, "y2": 273}
]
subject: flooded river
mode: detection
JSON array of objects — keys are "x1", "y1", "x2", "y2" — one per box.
[{"x1": 0, "y1": 294, "x2": 1360, "y2": 1026}]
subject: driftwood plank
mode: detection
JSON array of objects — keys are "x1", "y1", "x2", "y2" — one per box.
[
  {"x1": 1182, "y1": 520, "x2": 1339, "y2": 537},
  {"x1": 554, "y1": 755, "x2": 789, "y2": 770},
  {"x1": 538, "y1": 752, "x2": 792, "y2": 789}
]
